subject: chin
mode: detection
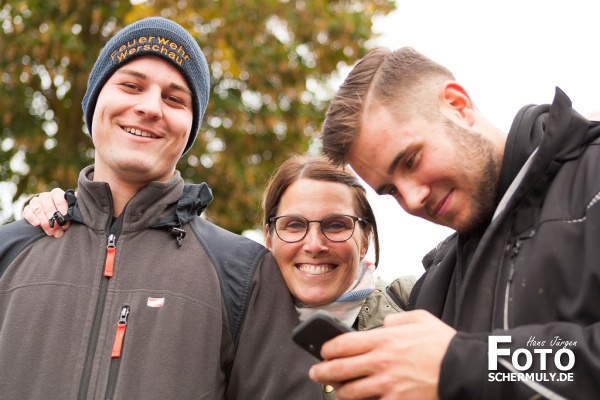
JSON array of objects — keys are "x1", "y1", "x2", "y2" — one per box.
[
  {"x1": 118, "y1": 162, "x2": 160, "y2": 177},
  {"x1": 451, "y1": 217, "x2": 471, "y2": 234},
  {"x1": 455, "y1": 217, "x2": 488, "y2": 235},
  {"x1": 298, "y1": 294, "x2": 334, "y2": 307}
]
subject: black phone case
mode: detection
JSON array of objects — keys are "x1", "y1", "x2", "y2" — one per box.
[{"x1": 292, "y1": 310, "x2": 355, "y2": 360}]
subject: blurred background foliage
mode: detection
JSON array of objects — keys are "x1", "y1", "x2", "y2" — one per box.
[{"x1": 0, "y1": 0, "x2": 394, "y2": 232}]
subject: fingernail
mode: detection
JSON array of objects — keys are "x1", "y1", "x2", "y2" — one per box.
[{"x1": 55, "y1": 230, "x2": 63, "y2": 238}]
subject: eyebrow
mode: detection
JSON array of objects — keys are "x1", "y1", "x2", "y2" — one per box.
[
  {"x1": 117, "y1": 68, "x2": 192, "y2": 95},
  {"x1": 375, "y1": 148, "x2": 406, "y2": 195}
]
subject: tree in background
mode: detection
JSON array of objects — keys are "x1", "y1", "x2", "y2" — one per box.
[{"x1": 0, "y1": 0, "x2": 394, "y2": 232}]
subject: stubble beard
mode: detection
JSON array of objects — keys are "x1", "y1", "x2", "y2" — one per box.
[{"x1": 445, "y1": 120, "x2": 502, "y2": 235}]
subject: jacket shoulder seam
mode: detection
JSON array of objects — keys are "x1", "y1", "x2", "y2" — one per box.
[{"x1": 187, "y1": 217, "x2": 267, "y2": 344}]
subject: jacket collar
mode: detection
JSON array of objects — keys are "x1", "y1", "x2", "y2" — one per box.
[
  {"x1": 70, "y1": 165, "x2": 213, "y2": 232},
  {"x1": 495, "y1": 88, "x2": 595, "y2": 223}
]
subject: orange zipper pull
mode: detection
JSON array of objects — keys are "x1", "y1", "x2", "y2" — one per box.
[
  {"x1": 111, "y1": 306, "x2": 130, "y2": 358},
  {"x1": 104, "y1": 234, "x2": 116, "y2": 277}
]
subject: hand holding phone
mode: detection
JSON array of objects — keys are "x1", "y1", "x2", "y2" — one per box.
[{"x1": 292, "y1": 310, "x2": 355, "y2": 360}]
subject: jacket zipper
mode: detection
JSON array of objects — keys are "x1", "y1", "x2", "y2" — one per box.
[
  {"x1": 503, "y1": 239, "x2": 522, "y2": 330},
  {"x1": 111, "y1": 306, "x2": 130, "y2": 357},
  {"x1": 104, "y1": 235, "x2": 116, "y2": 277},
  {"x1": 500, "y1": 233, "x2": 569, "y2": 399},
  {"x1": 105, "y1": 306, "x2": 130, "y2": 400},
  {"x1": 77, "y1": 234, "x2": 117, "y2": 400}
]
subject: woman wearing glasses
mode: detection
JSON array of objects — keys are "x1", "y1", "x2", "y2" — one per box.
[{"x1": 262, "y1": 154, "x2": 413, "y2": 331}]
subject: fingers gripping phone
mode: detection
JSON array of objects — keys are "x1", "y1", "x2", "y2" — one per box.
[{"x1": 292, "y1": 310, "x2": 355, "y2": 360}]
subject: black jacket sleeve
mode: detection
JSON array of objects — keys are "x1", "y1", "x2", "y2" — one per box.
[{"x1": 0, "y1": 220, "x2": 46, "y2": 277}]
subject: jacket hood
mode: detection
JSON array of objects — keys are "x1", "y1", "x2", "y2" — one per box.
[
  {"x1": 154, "y1": 183, "x2": 214, "y2": 229},
  {"x1": 498, "y1": 88, "x2": 596, "y2": 202}
]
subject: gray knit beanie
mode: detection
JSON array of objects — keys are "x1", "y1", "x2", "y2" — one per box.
[{"x1": 82, "y1": 17, "x2": 210, "y2": 155}]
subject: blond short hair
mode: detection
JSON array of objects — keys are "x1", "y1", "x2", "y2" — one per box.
[{"x1": 322, "y1": 47, "x2": 455, "y2": 166}]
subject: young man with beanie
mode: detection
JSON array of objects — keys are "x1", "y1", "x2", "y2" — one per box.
[
  {"x1": 309, "y1": 47, "x2": 600, "y2": 399},
  {"x1": 0, "y1": 17, "x2": 322, "y2": 399}
]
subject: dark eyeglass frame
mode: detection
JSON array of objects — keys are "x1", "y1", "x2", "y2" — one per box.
[{"x1": 268, "y1": 214, "x2": 364, "y2": 243}]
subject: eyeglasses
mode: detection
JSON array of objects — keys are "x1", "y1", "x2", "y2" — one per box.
[{"x1": 269, "y1": 214, "x2": 363, "y2": 243}]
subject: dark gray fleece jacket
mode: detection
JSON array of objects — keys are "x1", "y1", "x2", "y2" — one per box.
[{"x1": 0, "y1": 166, "x2": 322, "y2": 399}]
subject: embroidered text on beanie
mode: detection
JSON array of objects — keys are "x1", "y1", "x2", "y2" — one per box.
[{"x1": 82, "y1": 17, "x2": 210, "y2": 155}]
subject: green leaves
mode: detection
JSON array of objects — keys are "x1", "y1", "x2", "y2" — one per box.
[{"x1": 0, "y1": 0, "x2": 395, "y2": 231}]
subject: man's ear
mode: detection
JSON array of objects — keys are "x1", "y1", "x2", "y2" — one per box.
[{"x1": 439, "y1": 82, "x2": 476, "y2": 127}]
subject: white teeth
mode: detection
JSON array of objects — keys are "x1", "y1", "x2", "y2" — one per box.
[
  {"x1": 298, "y1": 265, "x2": 334, "y2": 275},
  {"x1": 124, "y1": 127, "x2": 155, "y2": 138}
]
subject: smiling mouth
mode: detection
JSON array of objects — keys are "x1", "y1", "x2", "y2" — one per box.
[
  {"x1": 123, "y1": 126, "x2": 158, "y2": 138},
  {"x1": 432, "y1": 190, "x2": 452, "y2": 217},
  {"x1": 297, "y1": 264, "x2": 335, "y2": 275}
]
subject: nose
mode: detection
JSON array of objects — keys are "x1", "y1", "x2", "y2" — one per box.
[
  {"x1": 396, "y1": 179, "x2": 430, "y2": 215},
  {"x1": 302, "y1": 223, "x2": 329, "y2": 254},
  {"x1": 134, "y1": 87, "x2": 163, "y2": 119}
]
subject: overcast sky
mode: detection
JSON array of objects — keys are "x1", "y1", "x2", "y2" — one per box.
[{"x1": 362, "y1": 0, "x2": 600, "y2": 281}]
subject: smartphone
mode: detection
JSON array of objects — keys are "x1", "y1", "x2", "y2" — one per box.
[{"x1": 292, "y1": 310, "x2": 355, "y2": 360}]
